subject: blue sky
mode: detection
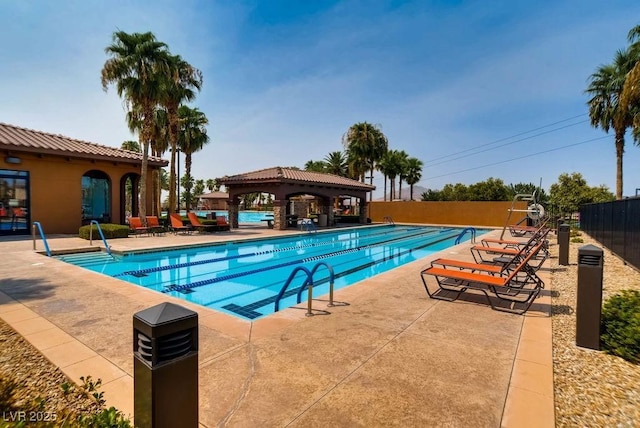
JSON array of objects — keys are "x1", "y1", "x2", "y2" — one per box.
[{"x1": 2, "y1": 1, "x2": 640, "y2": 198}]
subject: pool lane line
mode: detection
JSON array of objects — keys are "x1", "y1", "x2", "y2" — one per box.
[
  {"x1": 115, "y1": 225, "x2": 433, "y2": 278},
  {"x1": 161, "y1": 227, "x2": 455, "y2": 294},
  {"x1": 219, "y1": 230, "x2": 464, "y2": 319}
]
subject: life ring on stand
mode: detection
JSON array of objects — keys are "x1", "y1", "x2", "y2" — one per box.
[{"x1": 527, "y1": 203, "x2": 545, "y2": 220}]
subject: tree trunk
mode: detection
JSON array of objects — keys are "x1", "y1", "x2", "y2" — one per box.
[
  {"x1": 185, "y1": 153, "x2": 193, "y2": 212},
  {"x1": 168, "y1": 108, "x2": 179, "y2": 214},
  {"x1": 615, "y1": 129, "x2": 625, "y2": 200},
  {"x1": 383, "y1": 175, "x2": 387, "y2": 201}
]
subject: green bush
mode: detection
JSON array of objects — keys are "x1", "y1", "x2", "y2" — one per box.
[
  {"x1": 78, "y1": 224, "x2": 130, "y2": 240},
  {"x1": 601, "y1": 290, "x2": 640, "y2": 364},
  {"x1": 571, "y1": 237, "x2": 584, "y2": 243}
]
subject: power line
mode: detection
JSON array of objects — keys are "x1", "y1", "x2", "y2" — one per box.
[
  {"x1": 422, "y1": 135, "x2": 611, "y2": 181},
  {"x1": 424, "y1": 113, "x2": 588, "y2": 165},
  {"x1": 423, "y1": 119, "x2": 589, "y2": 168}
]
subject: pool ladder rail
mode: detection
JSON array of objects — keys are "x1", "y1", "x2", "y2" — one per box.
[
  {"x1": 299, "y1": 218, "x2": 317, "y2": 233},
  {"x1": 383, "y1": 216, "x2": 394, "y2": 224},
  {"x1": 89, "y1": 220, "x2": 112, "y2": 256},
  {"x1": 455, "y1": 227, "x2": 476, "y2": 245},
  {"x1": 275, "y1": 262, "x2": 337, "y2": 316},
  {"x1": 31, "y1": 220, "x2": 112, "y2": 257}
]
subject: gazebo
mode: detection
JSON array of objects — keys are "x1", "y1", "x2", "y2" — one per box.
[{"x1": 219, "y1": 167, "x2": 375, "y2": 230}]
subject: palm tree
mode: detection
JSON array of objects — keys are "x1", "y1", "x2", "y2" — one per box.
[
  {"x1": 323, "y1": 151, "x2": 348, "y2": 176},
  {"x1": 342, "y1": 122, "x2": 389, "y2": 199},
  {"x1": 121, "y1": 140, "x2": 140, "y2": 152},
  {"x1": 206, "y1": 179, "x2": 215, "y2": 192},
  {"x1": 377, "y1": 150, "x2": 392, "y2": 201},
  {"x1": 127, "y1": 106, "x2": 169, "y2": 215},
  {"x1": 395, "y1": 150, "x2": 409, "y2": 200},
  {"x1": 178, "y1": 106, "x2": 210, "y2": 212},
  {"x1": 102, "y1": 31, "x2": 170, "y2": 218},
  {"x1": 586, "y1": 48, "x2": 639, "y2": 199},
  {"x1": 619, "y1": 25, "x2": 640, "y2": 143},
  {"x1": 384, "y1": 150, "x2": 404, "y2": 200},
  {"x1": 159, "y1": 54, "x2": 203, "y2": 214},
  {"x1": 405, "y1": 157, "x2": 424, "y2": 201},
  {"x1": 304, "y1": 160, "x2": 326, "y2": 172}
]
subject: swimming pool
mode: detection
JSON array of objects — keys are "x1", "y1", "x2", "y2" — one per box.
[
  {"x1": 175, "y1": 210, "x2": 273, "y2": 223},
  {"x1": 57, "y1": 225, "x2": 485, "y2": 320}
]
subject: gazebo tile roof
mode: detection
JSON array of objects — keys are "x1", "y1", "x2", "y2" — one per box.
[
  {"x1": 0, "y1": 122, "x2": 168, "y2": 166},
  {"x1": 221, "y1": 166, "x2": 375, "y2": 190}
]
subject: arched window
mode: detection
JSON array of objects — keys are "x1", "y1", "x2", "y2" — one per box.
[{"x1": 82, "y1": 170, "x2": 111, "y2": 223}]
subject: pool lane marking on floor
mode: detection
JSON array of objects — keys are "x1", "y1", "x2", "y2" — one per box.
[
  {"x1": 161, "y1": 228, "x2": 455, "y2": 294},
  {"x1": 220, "y1": 230, "x2": 463, "y2": 319},
  {"x1": 112, "y1": 226, "x2": 433, "y2": 278}
]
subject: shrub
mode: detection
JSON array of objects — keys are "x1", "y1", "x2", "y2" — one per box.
[
  {"x1": 571, "y1": 237, "x2": 584, "y2": 243},
  {"x1": 601, "y1": 290, "x2": 640, "y2": 364},
  {"x1": 78, "y1": 224, "x2": 130, "y2": 240}
]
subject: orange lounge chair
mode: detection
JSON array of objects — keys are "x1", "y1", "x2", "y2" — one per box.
[
  {"x1": 420, "y1": 240, "x2": 546, "y2": 314},
  {"x1": 146, "y1": 216, "x2": 165, "y2": 236},
  {"x1": 170, "y1": 213, "x2": 193, "y2": 235},
  {"x1": 128, "y1": 217, "x2": 149, "y2": 237},
  {"x1": 187, "y1": 212, "x2": 216, "y2": 233},
  {"x1": 215, "y1": 216, "x2": 231, "y2": 231}
]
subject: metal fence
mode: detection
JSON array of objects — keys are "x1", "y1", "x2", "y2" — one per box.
[{"x1": 579, "y1": 198, "x2": 640, "y2": 271}]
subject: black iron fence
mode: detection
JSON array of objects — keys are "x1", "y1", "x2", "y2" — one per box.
[{"x1": 579, "y1": 198, "x2": 640, "y2": 271}]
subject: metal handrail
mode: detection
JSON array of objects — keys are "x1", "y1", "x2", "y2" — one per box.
[
  {"x1": 89, "y1": 220, "x2": 111, "y2": 256},
  {"x1": 296, "y1": 262, "x2": 335, "y2": 307},
  {"x1": 383, "y1": 216, "x2": 394, "y2": 224},
  {"x1": 274, "y1": 262, "x2": 336, "y2": 316},
  {"x1": 32, "y1": 221, "x2": 51, "y2": 256},
  {"x1": 455, "y1": 227, "x2": 476, "y2": 245},
  {"x1": 274, "y1": 266, "x2": 313, "y2": 314}
]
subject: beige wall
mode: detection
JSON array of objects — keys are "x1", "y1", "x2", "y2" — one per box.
[
  {"x1": 369, "y1": 200, "x2": 528, "y2": 227},
  {"x1": 1, "y1": 153, "x2": 156, "y2": 234}
]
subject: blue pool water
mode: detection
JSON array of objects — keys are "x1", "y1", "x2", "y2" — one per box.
[
  {"x1": 178, "y1": 210, "x2": 273, "y2": 223},
  {"x1": 57, "y1": 225, "x2": 485, "y2": 320}
]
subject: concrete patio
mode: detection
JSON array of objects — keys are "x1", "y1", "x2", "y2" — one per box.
[{"x1": 0, "y1": 225, "x2": 554, "y2": 427}]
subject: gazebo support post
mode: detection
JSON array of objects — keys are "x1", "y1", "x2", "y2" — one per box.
[
  {"x1": 273, "y1": 199, "x2": 287, "y2": 230},
  {"x1": 228, "y1": 197, "x2": 240, "y2": 228}
]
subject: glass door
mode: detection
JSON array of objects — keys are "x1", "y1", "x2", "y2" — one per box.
[{"x1": 0, "y1": 169, "x2": 30, "y2": 235}]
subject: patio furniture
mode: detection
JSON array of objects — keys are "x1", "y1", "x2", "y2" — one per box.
[
  {"x1": 146, "y1": 216, "x2": 165, "y2": 236},
  {"x1": 420, "y1": 240, "x2": 546, "y2": 314},
  {"x1": 187, "y1": 212, "x2": 216, "y2": 233},
  {"x1": 128, "y1": 217, "x2": 149, "y2": 237},
  {"x1": 169, "y1": 213, "x2": 193, "y2": 235},
  {"x1": 215, "y1": 216, "x2": 231, "y2": 231}
]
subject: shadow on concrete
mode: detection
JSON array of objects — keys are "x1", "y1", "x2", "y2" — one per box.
[{"x1": 0, "y1": 277, "x2": 56, "y2": 302}]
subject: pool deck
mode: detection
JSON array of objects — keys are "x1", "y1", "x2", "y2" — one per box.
[{"x1": 0, "y1": 225, "x2": 554, "y2": 427}]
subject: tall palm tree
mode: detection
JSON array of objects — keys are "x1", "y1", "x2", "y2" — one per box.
[
  {"x1": 619, "y1": 25, "x2": 640, "y2": 143},
  {"x1": 178, "y1": 106, "x2": 210, "y2": 212},
  {"x1": 159, "y1": 54, "x2": 203, "y2": 214},
  {"x1": 127, "y1": 106, "x2": 169, "y2": 215},
  {"x1": 102, "y1": 31, "x2": 170, "y2": 218},
  {"x1": 342, "y1": 122, "x2": 389, "y2": 199},
  {"x1": 206, "y1": 179, "x2": 215, "y2": 192},
  {"x1": 384, "y1": 150, "x2": 404, "y2": 200},
  {"x1": 377, "y1": 150, "x2": 392, "y2": 201},
  {"x1": 586, "y1": 48, "x2": 639, "y2": 199},
  {"x1": 395, "y1": 150, "x2": 409, "y2": 200},
  {"x1": 405, "y1": 157, "x2": 424, "y2": 201},
  {"x1": 323, "y1": 151, "x2": 348, "y2": 176}
]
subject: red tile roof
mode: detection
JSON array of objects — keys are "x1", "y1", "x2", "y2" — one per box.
[
  {"x1": 0, "y1": 122, "x2": 168, "y2": 166},
  {"x1": 221, "y1": 166, "x2": 375, "y2": 190}
]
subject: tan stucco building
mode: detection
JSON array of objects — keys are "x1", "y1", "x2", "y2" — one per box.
[{"x1": 0, "y1": 122, "x2": 168, "y2": 235}]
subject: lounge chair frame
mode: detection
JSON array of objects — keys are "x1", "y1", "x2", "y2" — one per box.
[
  {"x1": 169, "y1": 213, "x2": 194, "y2": 235},
  {"x1": 187, "y1": 212, "x2": 217, "y2": 233},
  {"x1": 420, "y1": 240, "x2": 546, "y2": 314}
]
